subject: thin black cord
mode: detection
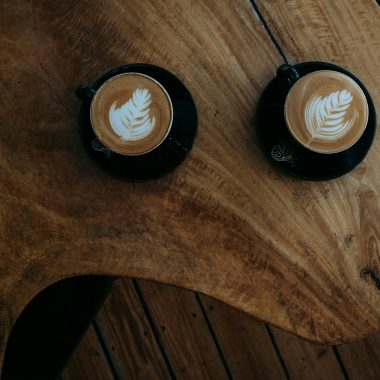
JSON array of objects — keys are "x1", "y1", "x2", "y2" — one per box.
[{"x1": 248, "y1": 0, "x2": 290, "y2": 65}]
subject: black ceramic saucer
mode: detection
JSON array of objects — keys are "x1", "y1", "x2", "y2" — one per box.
[
  {"x1": 256, "y1": 61, "x2": 376, "y2": 180},
  {"x1": 78, "y1": 64, "x2": 197, "y2": 181}
]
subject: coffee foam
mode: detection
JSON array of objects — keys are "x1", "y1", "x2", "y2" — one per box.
[
  {"x1": 109, "y1": 88, "x2": 156, "y2": 142},
  {"x1": 285, "y1": 70, "x2": 368, "y2": 154},
  {"x1": 90, "y1": 73, "x2": 173, "y2": 155}
]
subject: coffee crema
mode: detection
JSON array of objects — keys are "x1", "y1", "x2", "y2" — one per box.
[
  {"x1": 90, "y1": 73, "x2": 173, "y2": 155},
  {"x1": 284, "y1": 70, "x2": 368, "y2": 154}
]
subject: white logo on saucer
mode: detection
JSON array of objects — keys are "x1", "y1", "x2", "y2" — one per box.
[{"x1": 109, "y1": 88, "x2": 155, "y2": 141}]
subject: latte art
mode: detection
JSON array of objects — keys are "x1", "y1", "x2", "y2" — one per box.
[
  {"x1": 90, "y1": 73, "x2": 173, "y2": 155},
  {"x1": 285, "y1": 70, "x2": 368, "y2": 154},
  {"x1": 305, "y1": 89, "x2": 354, "y2": 141},
  {"x1": 109, "y1": 88, "x2": 156, "y2": 142}
]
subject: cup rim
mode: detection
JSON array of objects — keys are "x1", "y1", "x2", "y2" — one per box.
[
  {"x1": 284, "y1": 69, "x2": 369, "y2": 155},
  {"x1": 89, "y1": 72, "x2": 174, "y2": 156}
]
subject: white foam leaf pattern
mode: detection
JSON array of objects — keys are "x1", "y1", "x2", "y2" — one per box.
[
  {"x1": 304, "y1": 89, "x2": 354, "y2": 141},
  {"x1": 109, "y1": 88, "x2": 155, "y2": 141}
]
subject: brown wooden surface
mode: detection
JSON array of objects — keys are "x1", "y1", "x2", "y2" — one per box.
[
  {"x1": 94, "y1": 278, "x2": 171, "y2": 379},
  {"x1": 65, "y1": 279, "x2": 380, "y2": 379},
  {"x1": 338, "y1": 332, "x2": 380, "y2": 380},
  {"x1": 137, "y1": 280, "x2": 228, "y2": 379},
  {"x1": 199, "y1": 295, "x2": 287, "y2": 379},
  {"x1": 1, "y1": 0, "x2": 380, "y2": 372},
  {"x1": 270, "y1": 327, "x2": 345, "y2": 380},
  {"x1": 61, "y1": 325, "x2": 113, "y2": 380}
]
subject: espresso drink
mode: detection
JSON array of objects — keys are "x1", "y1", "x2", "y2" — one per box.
[
  {"x1": 285, "y1": 70, "x2": 368, "y2": 154},
  {"x1": 90, "y1": 73, "x2": 173, "y2": 155}
]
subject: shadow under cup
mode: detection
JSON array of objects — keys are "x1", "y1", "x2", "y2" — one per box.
[
  {"x1": 77, "y1": 64, "x2": 198, "y2": 181},
  {"x1": 256, "y1": 61, "x2": 377, "y2": 181}
]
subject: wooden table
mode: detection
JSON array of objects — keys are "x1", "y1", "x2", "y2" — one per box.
[{"x1": 0, "y1": 0, "x2": 379, "y2": 372}]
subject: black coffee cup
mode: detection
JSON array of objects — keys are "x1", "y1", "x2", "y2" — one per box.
[
  {"x1": 255, "y1": 61, "x2": 376, "y2": 180},
  {"x1": 76, "y1": 64, "x2": 198, "y2": 181}
]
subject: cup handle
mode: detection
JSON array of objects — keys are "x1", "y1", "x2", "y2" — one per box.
[
  {"x1": 164, "y1": 136, "x2": 189, "y2": 156},
  {"x1": 277, "y1": 64, "x2": 300, "y2": 86},
  {"x1": 76, "y1": 85, "x2": 95, "y2": 102}
]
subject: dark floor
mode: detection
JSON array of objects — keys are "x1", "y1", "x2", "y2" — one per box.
[{"x1": 61, "y1": 278, "x2": 380, "y2": 379}]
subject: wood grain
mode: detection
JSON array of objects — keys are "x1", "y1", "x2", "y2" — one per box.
[
  {"x1": 137, "y1": 280, "x2": 229, "y2": 379},
  {"x1": 337, "y1": 331, "x2": 380, "y2": 379},
  {"x1": 199, "y1": 295, "x2": 287, "y2": 379},
  {"x1": 62, "y1": 280, "x2": 380, "y2": 379},
  {"x1": 94, "y1": 278, "x2": 171, "y2": 379},
  {"x1": 62, "y1": 324, "x2": 114, "y2": 380},
  {"x1": 0, "y1": 0, "x2": 380, "y2": 371},
  {"x1": 270, "y1": 327, "x2": 344, "y2": 380},
  {"x1": 253, "y1": 0, "x2": 380, "y2": 340}
]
